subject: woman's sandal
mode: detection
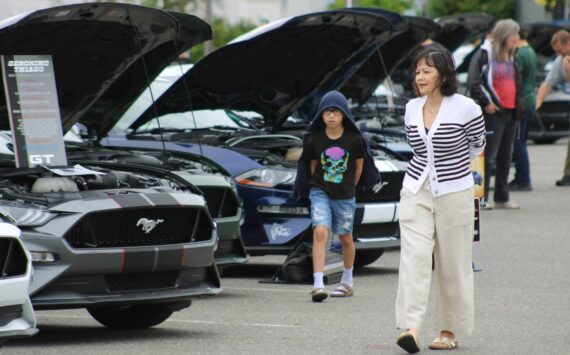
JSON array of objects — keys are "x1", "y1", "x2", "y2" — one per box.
[
  {"x1": 396, "y1": 331, "x2": 420, "y2": 353},
  {"x1": 428, "y1": 336, "x2": 458, "y2": 350},
  {"x1": 330, "y1": 282, "x2": 353, "y2": 297}
]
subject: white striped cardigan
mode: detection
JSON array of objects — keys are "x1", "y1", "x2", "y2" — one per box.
[{"x1": 403, "y1": 94, "x2": 486, "y2": 197}]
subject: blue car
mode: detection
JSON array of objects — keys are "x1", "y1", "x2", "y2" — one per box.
[{"x1": 102, "y1": 9, "x2": 414, "y2": 268}]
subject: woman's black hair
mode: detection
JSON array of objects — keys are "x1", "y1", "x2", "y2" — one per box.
[{"x1": 411, "y1": 47, "x2": 458, "y2": 97}]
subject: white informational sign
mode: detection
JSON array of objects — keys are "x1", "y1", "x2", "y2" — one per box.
[
  {"x1": 42, "y1": 164, "x2": 105, "y2": 176},
  {"x1": 1, "y1": 54, "x2": 67, "y2": 168}
]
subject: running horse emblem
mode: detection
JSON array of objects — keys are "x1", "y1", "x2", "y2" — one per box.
[{"x1": 136, "y1": 218, "x2": 164, "y2": 234}]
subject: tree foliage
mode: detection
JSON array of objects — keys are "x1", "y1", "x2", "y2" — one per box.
[
  {"x1": 97, "y1": 0, "x2": 256, "y2": 62},
  {"x1": 328, "y1": 0, "x2": 412, "y2": 13},
  {"x1": 189, "y1": 19, "x2": 256, "y2": 62},
  {"x1": 427, "y1": 0, "x2": 516, "y2": 19},
  {"x1": 139, "y1": 0, "x2": 188, "y2": 11},
  {"x1": 534, "y1": 0, "x2": 557, "y2": 10}
]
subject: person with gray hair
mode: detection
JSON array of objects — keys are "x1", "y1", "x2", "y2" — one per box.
[
  {"x1": 535, "y1": 29, "x2": 570, "y2": 186},
  {"x1": 467, "y1": 19, "x2": 522, "y2": 209}
]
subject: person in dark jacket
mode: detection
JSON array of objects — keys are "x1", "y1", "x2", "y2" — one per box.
[
  {"x1": 293, "y1": 90, "x2": 380, "y2": 302},
  {"x1": 467, "y1": 19, "x2": 521, "y2": 209},
  {"x1": 510, "y1": 27, "x2": 537, "y2": 191}
]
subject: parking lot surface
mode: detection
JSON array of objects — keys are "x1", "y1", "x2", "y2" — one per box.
[{"x1": 4, "y1": 140, "x2": 570, "y2": 355}]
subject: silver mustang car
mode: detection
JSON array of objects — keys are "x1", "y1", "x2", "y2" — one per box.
[
  {"x1": 0, "y1": 223, "x2": 37, "y2": 342},
  {"x1": 0, "y1": 3, "x2": 222, "y2": 329}
]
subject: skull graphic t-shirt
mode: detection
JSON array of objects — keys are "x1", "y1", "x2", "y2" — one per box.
[{"x1": 301, "y1": 129, "x2": 365, "y2": 199}]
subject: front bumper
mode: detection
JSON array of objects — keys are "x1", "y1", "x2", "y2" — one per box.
[
  {"x1": 19, "y1": 192, "x2": 222, "y2": 310},
  {"x1": 213, "y1": 212, "x2": 249, "y2": 267},
  {"x1": 243, "y1": 188, "x2": 401, "y2": 254},
  {"x1": 26, "y1": 231, "x2": 221, "y2": 310},
  {"x1": 0, "y1": 224, "x2": 38, "y2": 340}
]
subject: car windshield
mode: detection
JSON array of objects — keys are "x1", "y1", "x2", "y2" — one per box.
[{"x1": 133, "y1": 109, "x2": 258, "y2": 134}]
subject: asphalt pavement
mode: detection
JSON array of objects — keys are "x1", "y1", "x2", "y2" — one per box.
[{"x1": 4, "y1": 139, "x2": 570, "y2": 355}]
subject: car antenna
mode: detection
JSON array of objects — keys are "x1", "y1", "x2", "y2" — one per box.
[
  {"x1": 171, "y1": 31, "x2": 205, "y2": 160},
  {"x1": 349, "y1": 13, "x2": 389, "y2": 151},
  {"x1": 370, "y1": 42, "x2": 389, "y2": 150},
  {"x1": 127, "y1": 8, "x2": 171, "y2": 167}
]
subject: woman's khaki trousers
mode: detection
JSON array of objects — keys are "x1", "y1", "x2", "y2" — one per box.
[{"x1": 395, "y1": 180, "x2": 474, "y2": 336}]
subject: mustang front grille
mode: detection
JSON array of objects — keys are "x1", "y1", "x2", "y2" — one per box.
[
  {"x1": 356, "y1": 171, "x2": 404, "y2": 203},
  {"x1": 105, "y1": 270, "x2": 179, "y2": 292},
  {"x1": 64, "y1": 207, "x2": 212, "y2": 248},
  {"x1": 199, "y1": 187, "x2": 239, "y2": 218},
  {"x1": 0, "y1": 238, "x2": 28, "y2": 278}
]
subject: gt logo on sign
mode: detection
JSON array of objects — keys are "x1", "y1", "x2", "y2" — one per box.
[{"x1": 29, "y1": 154, "x2": 55, "y2": 165}]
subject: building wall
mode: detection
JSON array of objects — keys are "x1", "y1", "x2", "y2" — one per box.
[
  {"x1": 0, "y1": 0, "x2": 54, "y2": 20},
  {"x1": 517, "y1": 0, "x2": 550, "y2": 25},
  {"x1": 210, "y1": 0, "x2": 330, "y2": 25}
]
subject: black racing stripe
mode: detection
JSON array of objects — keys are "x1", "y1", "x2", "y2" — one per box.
[
  {"x1": 111, "y1": 194, "x2": 150, "y2": 208},
  {"x1": 123, "y1": 249, "x2": 156, "y2": 273},
  {"x1": 146, "y1": 193, "x2": 180, "y2": 206},
  {"x1": 157, "y1": 248, "x2": 185, "y2": 270}
]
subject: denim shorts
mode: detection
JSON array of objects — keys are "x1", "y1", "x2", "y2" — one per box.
[{"x1": 309, "y1": 187, "x2": 356, "y2": 235}]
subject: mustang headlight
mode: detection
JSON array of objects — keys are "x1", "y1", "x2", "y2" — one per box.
[
  {"x1": 0, "y1": 206, "x2": 57, "y2": 226},
  {"x1": 235, "y1": 168, "x2": 296, "y2": 188}
]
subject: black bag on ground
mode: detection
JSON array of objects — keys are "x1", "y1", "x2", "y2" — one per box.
[{"x1": 281, "y1": 242, "x2": 313, "y2": 283}]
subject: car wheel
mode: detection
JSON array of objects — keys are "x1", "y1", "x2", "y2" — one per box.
[
  {"x1": 87, "y1": 302, "x2": 189, "y2": 329},
  {"x1": 354, "y1": 250, "x2": 384, "y2": 268}
]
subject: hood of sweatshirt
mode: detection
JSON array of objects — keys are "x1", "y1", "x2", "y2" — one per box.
[{"x1": 307, "y1": 90, "x2": 359, "y2": 134}]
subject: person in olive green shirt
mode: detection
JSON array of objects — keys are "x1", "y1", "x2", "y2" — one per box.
[{"x1": 510, "y1": 27, "x2": 537, "y2": 191}]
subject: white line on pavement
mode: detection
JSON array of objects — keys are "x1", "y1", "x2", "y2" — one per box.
[
  {"x1": 223, "y1": 286, "x2": 307, "y2": 293},
  {"x1": 167, "y1": 319, "x2": 296, "y2": 328},
  {"x1": 36, "y1": 314, "x2": 297, "y2": 328}
]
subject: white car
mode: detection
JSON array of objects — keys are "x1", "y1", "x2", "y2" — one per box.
[{"x1": 0, "y1": 222, "x2": 37, "y2": 342}]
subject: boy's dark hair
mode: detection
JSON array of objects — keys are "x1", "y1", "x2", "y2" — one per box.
[{"x1": 411, "y1": 47, "x2": 458, "y2": 97}]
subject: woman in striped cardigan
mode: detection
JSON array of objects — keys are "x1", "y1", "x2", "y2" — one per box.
[{"x1": 395, "y1": 47, "x2": 485, "y2": 353}]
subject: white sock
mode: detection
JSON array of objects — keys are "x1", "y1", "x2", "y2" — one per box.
[
  {"x1": 341, "y1": 267, "x2": 353, "y2": 287},
  {"x1": 313, "y1": 272, "x2": 324, "y2": 289}
]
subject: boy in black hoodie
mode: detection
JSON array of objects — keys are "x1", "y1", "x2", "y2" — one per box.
[{"x1": 295, "y1": 90, "x2": 379, "y2": 302}]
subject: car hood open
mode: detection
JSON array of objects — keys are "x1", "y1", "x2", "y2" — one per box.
[
  {"x1": 0, "y1": 2, "x2": 211, "y2": 137},
  {"x1": 338, "y1": 15, "x2": 439, "y2": 105},
  {"x1": 437, "y1": 13, "x2": 495, "y2": 74},
  {"x1": 527, "y1": 22, "x2": 564, "y2": 57},
  {"x1": 434, "y1": 13, "x2": 494, "y2": 53},
  {"x1": 128, "y1": 8, "x2": 408, "y2": 131}
]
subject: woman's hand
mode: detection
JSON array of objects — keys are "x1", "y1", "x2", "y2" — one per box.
[{"x1": 484, "y1": 102, "x2": 499, "y2": 114}]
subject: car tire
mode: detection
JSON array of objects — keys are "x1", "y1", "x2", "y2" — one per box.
[
  {"x1": 87, "y1": 302, "x2": 189, "y2": 329},
  {"x1": 354, "y1": 250, "x2": 384, "y2": 268}
]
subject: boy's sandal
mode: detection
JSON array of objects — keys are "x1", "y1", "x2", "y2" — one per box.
[
  {"x1": 396, "y1": 331, "x2": 420, "y2": 353},
  {"x1": 331, "y1": 282, "x2": 354, "y2": 297},
  {"x1": 310, "y1": 288, "x2": 328, "y2": 302},
  {"x1": 330, "y1": 282, "x2": 354, "y2": 297},
  {"x1": 428, "y1": 336, "x2": 458, "y2": 350}
]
